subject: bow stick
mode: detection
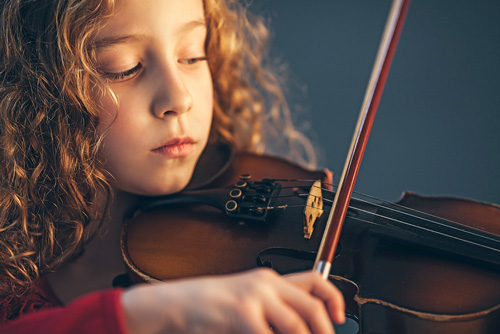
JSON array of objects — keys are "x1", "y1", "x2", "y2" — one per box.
[{"x1": 313, "y1": 0, "x2": 411, "y2": 279}]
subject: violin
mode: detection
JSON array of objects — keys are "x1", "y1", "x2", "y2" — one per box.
[
  {"x1": 121, "y1": 0, "x2": 500, "y2": 332},
  {"x1": 121, "y1": 145, "x2": 500, "y2": 334}
]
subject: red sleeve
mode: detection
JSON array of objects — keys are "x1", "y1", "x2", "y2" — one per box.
[{"x1": 0, "y1": 289, "x2": 127, "y2": 334}]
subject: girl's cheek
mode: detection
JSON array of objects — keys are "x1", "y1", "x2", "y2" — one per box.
[{"x1": 93, "y1": 86, "x2": 121, "y2": 135}]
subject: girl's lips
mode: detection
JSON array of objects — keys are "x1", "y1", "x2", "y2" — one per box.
[{"x1": 152, "y1": 138, "x2": 195, "y2": 158}]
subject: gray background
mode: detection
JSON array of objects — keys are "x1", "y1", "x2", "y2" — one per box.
[{"x1": 250, "y1": 0, "x2": 500, "y2": 206}]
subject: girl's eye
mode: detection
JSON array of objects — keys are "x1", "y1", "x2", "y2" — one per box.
[
  {"x1": 104, "y1": 63, "x2": 142, "y2": 82},
  {"x1": 179, "y1": 57, "x2": 208, "y2": 65}
]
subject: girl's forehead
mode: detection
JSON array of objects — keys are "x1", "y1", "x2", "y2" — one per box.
[{"x1": 97, "y1": 0, "x2": 205, "y2": 40}]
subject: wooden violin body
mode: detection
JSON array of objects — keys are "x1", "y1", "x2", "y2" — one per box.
[
  {"x1": 122, "y1": 151, "x2": 500, "y2": 334},
  {"x1": 122, "y1": 151, "x2": 327, "y2": 281}
]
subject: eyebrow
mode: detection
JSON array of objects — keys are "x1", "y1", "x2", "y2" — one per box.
[
  {"x1": 176, "y1": 18, "x2": 206, "y2": 36},
  {"x1": 94, "y1": 19, "x2": 207, "y2": 50}
]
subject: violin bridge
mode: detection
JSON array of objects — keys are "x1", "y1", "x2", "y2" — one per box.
[{"x1": 303, "y1": 179, "x2": 324, "y2": 239}]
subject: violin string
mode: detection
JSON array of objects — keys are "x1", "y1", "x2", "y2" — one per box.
[
  {"x1": 323, "y1": 188, "x2": 496, "y2": 240},
  {"x1": 264, "y1": 179, "x2": 500, "y2": 249},
  {"x1": 280, "y1": 199, "x2": 500, "y2": 253},
  {"x1": 312, "y1": 195, "x2": 500, "y2": 252},
  {"x1": 314, "y1": 182, "x2": 500, "y2": 244},
  {"x1": 272, "y1": 179, "x2": 495, "y2": 240}
]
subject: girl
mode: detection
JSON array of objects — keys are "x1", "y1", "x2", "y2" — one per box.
[{"x1": 0, "y1": 0, "x2": 345, "y2": 333}]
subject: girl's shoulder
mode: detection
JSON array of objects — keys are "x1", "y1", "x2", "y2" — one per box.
[{"x1": 0, "y1": 277, "x2": 61, "y2": 324}]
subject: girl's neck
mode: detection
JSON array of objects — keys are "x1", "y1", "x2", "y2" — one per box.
[{"x1": 112, "y1": 189, "x2": 140, "y2": 220}]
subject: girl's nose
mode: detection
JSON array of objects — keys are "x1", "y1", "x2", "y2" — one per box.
[{"x1": 151, "y1": 66, "x2": 193, "y2": 118}]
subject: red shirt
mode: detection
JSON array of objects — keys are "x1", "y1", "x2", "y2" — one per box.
[{"x1": 0, "y1": 278, "x2": 127, "y2": 334}]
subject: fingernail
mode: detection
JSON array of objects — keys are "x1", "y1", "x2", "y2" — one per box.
[{"x1": 338, "y1": 311, "x2": 346, "y2": 324}]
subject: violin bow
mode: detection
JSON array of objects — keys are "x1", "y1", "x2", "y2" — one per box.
[{"x1": 313, "y1": 0, "x2": 411, "y2": 279}]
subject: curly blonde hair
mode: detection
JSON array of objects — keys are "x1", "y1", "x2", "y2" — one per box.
[
  {"x1": 0, "y1": 0, "x2": 314, "y2": 298},
  {"x1": 206, "y1": 0, "x2": 316, "y2": 163}
]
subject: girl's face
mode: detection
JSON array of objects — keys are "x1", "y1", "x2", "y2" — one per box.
[{"x1": 93, "y1": 0, "x2": 213, "y2": 196}]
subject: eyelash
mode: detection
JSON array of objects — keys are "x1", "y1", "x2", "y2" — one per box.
[
  {"x1": 104, "y1": 63, "x2": 143, "y2": 81},
  {"x1": 179, "y1": 57, "x2": 209, "y2": 65},
  {"x1": 103, "y1": 57, "x2": 209, "y2": 82}
]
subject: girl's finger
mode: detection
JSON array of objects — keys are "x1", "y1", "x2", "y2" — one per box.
[
  {"x1": 263, "y1": 297, "x2": 311, "y2": 334},
  {"x1": 285, "y1": 272, "x2": 346, "y2": 325},
  {"x1": 274, "y1": 279, "x2": 335, "y2": 334}
]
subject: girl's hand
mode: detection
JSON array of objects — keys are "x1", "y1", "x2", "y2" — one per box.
[{"x1": 121, "y1": 268, "x2": 345, "y2": 334}]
